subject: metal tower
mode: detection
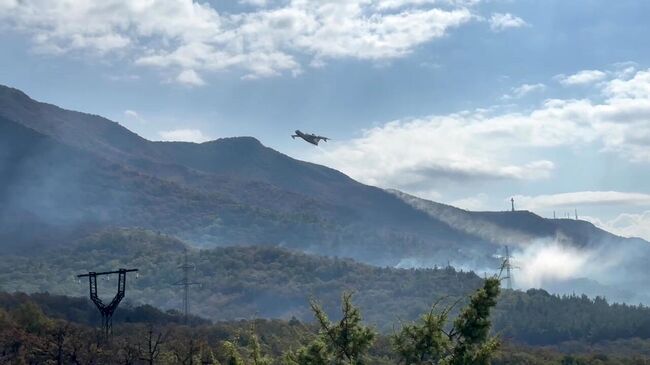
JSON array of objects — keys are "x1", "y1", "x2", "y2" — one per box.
[
  {"x1": 77, "y1": 268, "x2": 138, "y2": 337},
  {"x1": 498, "y1": 246, "x2": 518, "y2": 290},
  {"x1": 174, "y1": 249, "x2": 200, "y2": 324}
]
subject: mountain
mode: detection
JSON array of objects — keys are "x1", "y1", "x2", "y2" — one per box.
[
  {"x1": 0, "y1": 84, "x2": 486, "y2": 265},
  {"x1": 1, "y1": 83, "x2": 649, "y2": 298}
]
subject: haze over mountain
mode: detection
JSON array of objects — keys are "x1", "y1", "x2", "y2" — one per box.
[{"x1": 1, "y1": 84, "x2": 649, "y2": 304}]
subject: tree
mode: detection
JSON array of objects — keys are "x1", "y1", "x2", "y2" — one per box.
[
  {"x1": 285, "y1": 339, "x2": 330, "y2": 365},
  {"x1": 392, "y1": 300, "x2": 451, "y2": 364},
  {"x1": 449, "y1": 277, "x2": 500, "y2": 365},
  {"x1": 222, "y1": 340, "x2": 245, "y2": 365},
  {"x1": 249, "y1": 324, "x2": 272, "y2": 365},
  {"x1": 392, "y1": 277, "x2": 501, "y2": 365},
  {"x1": 138, "y1": 325, "x2": 166, "y2": 365},
  {"x1": 288, "y1": 292, "x2": 375, "y2": 365},
  {"x1": 196, "y1": 341, "x2": 221, "y2": 365},
  {"x1": 45, "y1": 322, "x2": 71, "y2": 365}
]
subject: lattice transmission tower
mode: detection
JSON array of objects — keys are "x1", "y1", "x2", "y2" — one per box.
[
  {"x1": 174, "y1": 249, "x2": 200, "y2": 324},
  {"x1": 498, "y1": 246, "x2": 518, "y2": 290}
]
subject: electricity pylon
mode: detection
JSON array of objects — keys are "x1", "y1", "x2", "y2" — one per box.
[
  {"x1": 77, "y1": 268, "x2": 138, "y2": 337},
  {"x1": 498, "y1": 246, "x2": 518, "y2": 290},
  {"x1": 174, "y1": 249, "x2": 200, "y2": 324}
]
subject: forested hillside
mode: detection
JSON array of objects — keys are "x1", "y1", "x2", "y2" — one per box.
[
  {"x1": 3, "y1": 228, "x2": 650, "y2": 347},
  {"x1": 2, "y1": 283, "x2": 650, "y2": 364}
]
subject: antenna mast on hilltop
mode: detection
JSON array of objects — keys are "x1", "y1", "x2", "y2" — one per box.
[{"x1": 174, "y1": 249, "x2": 200, "y2": 324}]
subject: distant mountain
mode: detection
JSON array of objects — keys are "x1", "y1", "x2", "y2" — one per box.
[{"x1": 1, "y1": 83, "x2": 648, "y2": 285}]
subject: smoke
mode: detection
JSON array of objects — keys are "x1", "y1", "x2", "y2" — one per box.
[
  {"x1": 387, "y1": 189, "x2": 536, "y2": 245},
  {"x1": 513, "y1": 240, "x2": 594, "y2": 288},
  {"x1": 389, "y1": 189, "x2": 650, "y2": 303},
  {"x1": 507, "y1": 237, "x2": 650, "y2": 304}
]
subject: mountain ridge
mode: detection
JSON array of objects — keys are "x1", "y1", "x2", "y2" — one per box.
[{"x1": 2, "y1": 83, "x2": 649, "y2": 303}]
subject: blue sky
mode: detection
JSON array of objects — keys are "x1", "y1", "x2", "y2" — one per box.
[{"x1": 1, "y1": 0, "x2": 650, "y2": 240}]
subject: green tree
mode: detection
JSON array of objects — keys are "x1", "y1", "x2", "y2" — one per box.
[
  {"x1": 12, "y1": 301, "x2": 51, "y2": 334},
  {"x1": 393, "y1": 277, "x2": 501, "y2": 365},
  {"x1": 223, "y1": 341, "x2": 245, "y2": 365},
  {"x1": 249, "y1": 325, "x2": 272, "y2": 365},
  {"x1": 392, "y1": 300, "x2": 451, "y2": 364},
  {"x1": 285, "y1": 339, "x2": 330, "y2": 365},
  {"x1": 289, "y1": 292, "x2": 375, "y2": 365}
]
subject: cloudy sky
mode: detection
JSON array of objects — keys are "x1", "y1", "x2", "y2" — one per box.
[{"x1": 1, "y1": 0, "x2": 649, "y2": 240}]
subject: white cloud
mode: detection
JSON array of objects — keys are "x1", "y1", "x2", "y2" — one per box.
[
  {"x1": 558, "y1": 69, "x2": 607, "y2": 86},
  {"x1": 312, "y1": 111, "x2": 559, "y2": 193},
  {"x1": 309, "y1": 68, "x2": 650, "y2": 195},
  {"x1": 123, "y1": 109, "x2": 148, "y2": 124},
  {"x1": 583, "y1": 211, "x2": 650, "y2": 241},
  {"x1": 450, "y1": 193, "x2": 488, "y2": 210},
  {"x1": 502, "y1": 82, "x2": 545, "y2": 99},
  {"x1": 158, "y1": 129, "x2": 210, "y2": 143},
  {"x1": 489, "y1": 13, "x2": 527, "y2": 32},
  {"x1": 514, "y1": 191, "x2": 650, "y2": 211},
  {"x1": 176, "y1": 69, "x2": 205, "y2": 86},
  {"x1": 239, "y1": 0, "x2": 268, "y2": 7},
  {"x1": 0, "y1": 0, "x2": 477, "y2": 82}
]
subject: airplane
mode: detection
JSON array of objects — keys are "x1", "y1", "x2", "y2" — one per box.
[{"x1": 291, "y1": 130, "x2": 330, "y2": 146}]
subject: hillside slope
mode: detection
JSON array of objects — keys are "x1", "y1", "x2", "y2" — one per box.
[
  {"x1": 0, "y1": 84, "x2": 492, "y2": 265},
  {"x1": 0, "y1": 84, "x2": 646, "y2": 272}
]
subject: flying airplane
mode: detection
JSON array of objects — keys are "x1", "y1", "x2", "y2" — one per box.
[{"x1": 291, "y1": 130, "x2": 330, "y2": 146}]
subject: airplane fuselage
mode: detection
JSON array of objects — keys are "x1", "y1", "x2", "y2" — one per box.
[{"x1": 292, "y1": 130, "x2": 327, "y2": 145}]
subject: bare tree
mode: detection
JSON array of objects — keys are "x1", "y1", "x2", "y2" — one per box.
[{"x1": 138, "y1": 326, "x2": 166, "y2": 365}]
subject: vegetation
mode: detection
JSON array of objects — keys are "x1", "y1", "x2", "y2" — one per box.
[
  {"x1": 0, "y1": 277, "x2": 504, "y2": 364},
  {"x1": 3, "y1": 278, "x2": 650, "y2": 364},
  {"x1": 4, "y1": 229, "x2": 650, "y2": 348}
]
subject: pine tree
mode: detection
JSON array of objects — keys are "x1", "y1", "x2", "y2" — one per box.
[
  {"x1": 392, "y1": 277, "x2": 501, "y2": 365},
  {"x1": 288, "y1": 292, "x2": 375, "y2": 365}
]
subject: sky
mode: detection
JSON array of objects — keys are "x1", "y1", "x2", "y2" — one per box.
[{"x1": 1, "y1": 0, "x2": 650, "y2": 240}]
